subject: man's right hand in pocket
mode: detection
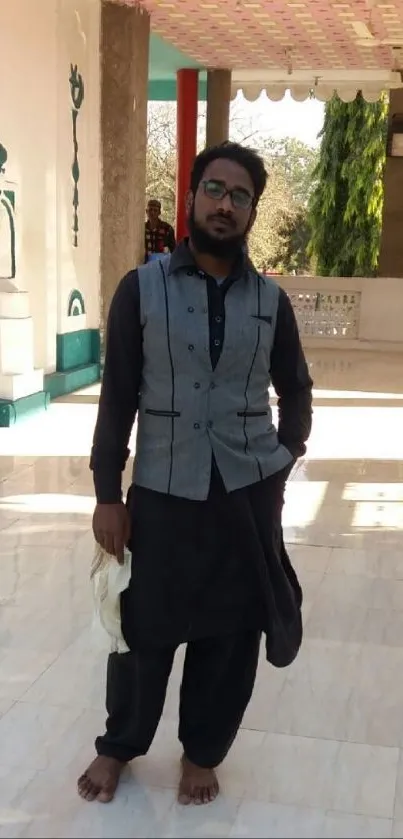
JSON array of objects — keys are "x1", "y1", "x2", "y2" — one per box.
[{"x1": 92, "y1": 503, "x2": 130, "y2": 565}]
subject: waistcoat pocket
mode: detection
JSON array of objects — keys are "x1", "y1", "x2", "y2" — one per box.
[
  {"x1": 237, "y1": 410, "x2": 268, "y2": 418},
  {"x1": 145, "y1": 409, "x2": 181, "y2": 418}
]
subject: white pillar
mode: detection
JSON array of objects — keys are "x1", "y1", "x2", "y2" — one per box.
[{"x1": 0, "y1": 172, "x2": 44, "y2": 407}]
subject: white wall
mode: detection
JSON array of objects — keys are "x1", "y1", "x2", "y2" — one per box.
[{"x1": 0, "y1": 0, "x2": 100, "y2": 373}]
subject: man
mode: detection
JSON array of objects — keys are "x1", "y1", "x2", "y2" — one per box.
[
  {"x1": 145, "y1": 198, "x2": 176, "y2": 261},
  {"x1": 78, "y1": 142, "x2": 313, "y2": 807}
]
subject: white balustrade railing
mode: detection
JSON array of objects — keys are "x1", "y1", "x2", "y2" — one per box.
[
  {"x1": 279, "y1": 275, "x2": 403, "y2": 349},
  {"x1": 278, "y1": 275, "x2": 403, "y2": 391}
]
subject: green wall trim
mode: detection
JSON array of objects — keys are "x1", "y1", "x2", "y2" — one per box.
[
  {"x1": 0, "y1": 391, "x2": 49, "y2": 427},
  {"x1": 148, "y1": 33, "x2": 207, "y2": 101},
  {"x1": 148, "y1": 78, "x2": 207, "y2": 102},
  {"x1": 45, "y1": 363, "x2": 100, "y2": 400},
  {"x1": 67, "y1": 289, "x2": 86, "y2": 317},
  {"x1": 56, "y1": 328, "x2": 100, "y2": 372}
]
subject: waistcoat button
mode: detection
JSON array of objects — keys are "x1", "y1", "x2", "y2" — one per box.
[
  {"x1": 194, "y1": 422, "x2": 200, "y2": 430},
  {"x1": 188, "y1": 306, "x2": 194, "y2": 313},
  {"x1": 188, "y1": 344, "x2": 195, "y2": 351},
  {"x1": 215, "y1": 315, "x2": 222, "y2": 323},
  {"x1": 214, "y1": 339, "x2": 220, "y2": 347},
  {"x1": 194, "y1": 382, "x2": 200, "y2": 389}
]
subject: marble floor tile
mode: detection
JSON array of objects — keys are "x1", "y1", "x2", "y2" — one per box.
[
  {"x1": 0, "y1": 764, "x2": 38, "y2": 839},
  {"x1": 0, "y1": 603, "x2": 91, "y2": 656},
  {"x1": 287, "y1": 544, "x2": 332, "y2": 574},
  {"x1": 390, "y1": 750, "x2": 403, "y2": 820},
  {"x1": 343, "y1": 645, "x2": 403, "y2": 747},
  {"x1": 0, "y1": 701, "x2": 86, "y2": 771},
  {"x1": 328, "y1": 547, "x2": 403, "y2": 580},
  {"x1": 0, "y1": 519, "x2": 89, "y2": 550},
  {"x1": 0, "y1": 647, "x2": 57, "y2": 702},
  {"x1": 17, "y1": 769, "x2": 175, "y2": 839},
  {"x1": 229, "y1": 800, "x2": 326, "y2": 838},
  {"x1": 0, "y1": 697, "x2": 14, "y2": 718},
  {"x1": 246, "y1": 639, "x2": 360, "y2": 741},
  {"x1": 230, "y1": 800, "x2": 393, "y2": 839},
  {"x1": 158, "y1": 795, "x2": 241, "y2": 838},
  {"x1": 322, "y1": 811, "x2": 393, "y2": 838},
  {"x1": 22, "y1": 631, "x2": 107, "y2": 709},
  {"x1": 306, "y1": 601, "x2": 403, "y2": 647},
  {"x1": 393, "y1": 821, "x2": 403, "y2": 838},
  {"x1": 305, "y1": 572, "x2": 403, "y2": 646},
  {"x1": 215, "y1": 729, "x2": 267, "y2": 800},
  {"x1": 246, "y1": 733, "x2": 398, "y2": 818}
]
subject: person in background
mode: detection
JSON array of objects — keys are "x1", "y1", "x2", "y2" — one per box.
[{"x1": 145, "y1": 198, "x2": 176, "y2": 262}]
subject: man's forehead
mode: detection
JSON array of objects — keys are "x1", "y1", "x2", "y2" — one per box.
[
  {"x1": 202, "y1": 158, "x2": 254, "y2": 191},
  {"x1": 148, "y1": 201, "x2": 161, "y2": 209}
]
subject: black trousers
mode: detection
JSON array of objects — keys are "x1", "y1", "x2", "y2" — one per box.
[{"x1": 95, "y1": 630, "x2": 261, "y2": 768}]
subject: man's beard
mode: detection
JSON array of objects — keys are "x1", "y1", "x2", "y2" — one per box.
[{"x1": 188, "y1": 208, "x2": 246, "y2": 260}]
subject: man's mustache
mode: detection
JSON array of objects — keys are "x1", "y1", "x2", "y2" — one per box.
[{"x1": 207, "y1": 213, "x2": 237, "y2": 229}]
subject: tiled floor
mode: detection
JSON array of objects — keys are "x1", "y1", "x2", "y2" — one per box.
[{"x1": 0, "y1": 385, "x2": 403, "y2": 838}]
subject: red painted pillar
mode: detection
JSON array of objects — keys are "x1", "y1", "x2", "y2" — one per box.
[{"x1": 176, "y1": 69, "x2": 199, "y2": 242}]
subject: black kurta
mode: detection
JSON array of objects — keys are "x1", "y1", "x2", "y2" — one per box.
[{"x1": 91, "y1": 243, "x2": 313, "y2": 661}]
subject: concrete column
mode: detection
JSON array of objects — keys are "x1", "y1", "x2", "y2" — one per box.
[
  {"x1": 379, "y1": 89, "x2": 403, "y2": 277},
  {"x1": 206, "y1": 69, "x2": 231, "y2": 148},
  {"x1": 100, "y1": 1, "x2": 150, "y2": 327}
]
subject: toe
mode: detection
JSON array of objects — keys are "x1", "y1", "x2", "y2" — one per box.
[
  {"x1": 97, "y1": 790, "x2": 114, "y2": 804},
  {"x1": 77, "y1": 775, "x2": 91, "y2": 797},
  {"x1": 78, "y1": 776, "x2": 99, "y2": 802},
  {"x1": 194, "y1": 787, "x2": 204, "y2": 805},
  {"x1": 211, "y1": 781, "x2": 219, "y2": 802},
  {"x1": 97, "y1": 778, "x2": 117, "y2": 804},
  {"x1": 178, "y1": 791, "x2": 192, "y2": 805}
]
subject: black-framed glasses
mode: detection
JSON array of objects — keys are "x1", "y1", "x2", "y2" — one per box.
[{"x1": 201, "y1": 179, "x2": 254, "y2": 210}]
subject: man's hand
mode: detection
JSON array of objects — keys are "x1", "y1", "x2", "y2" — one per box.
[{"x1": 92, "y1": 503, "x2": 130, "y2": 565}]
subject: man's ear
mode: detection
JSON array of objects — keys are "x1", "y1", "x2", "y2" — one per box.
[{"x1": 185, "y1": 190, "x2": 194, "y2": 218}]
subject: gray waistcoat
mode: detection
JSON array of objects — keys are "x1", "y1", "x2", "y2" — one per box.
[{"x1": 133, "y1": 255, "x2": 293, "y2": 500}]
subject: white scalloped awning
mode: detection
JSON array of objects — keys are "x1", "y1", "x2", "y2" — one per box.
[{"x1": 231, "y1": 69, "x2": 403, "y2": 103}]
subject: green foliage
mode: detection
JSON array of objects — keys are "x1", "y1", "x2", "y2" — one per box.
[
  {"x1": 274, "y1": 208, "x2": 312, "y2": 274},
  {"x1": 308, "y1": 92, "x2": 388, "y2": 276}
]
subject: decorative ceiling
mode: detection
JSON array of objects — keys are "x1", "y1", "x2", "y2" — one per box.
[{"x1": 129, "y1": 0, "x2": 403, "y2": 100}]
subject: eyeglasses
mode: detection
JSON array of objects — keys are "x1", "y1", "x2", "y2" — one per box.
[{"x1": 201, "y1": 179, "x2": 254, "y2": 210}]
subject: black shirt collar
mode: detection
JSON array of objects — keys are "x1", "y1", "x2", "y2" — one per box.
[{"x1": 168, "y1": 238, "x2": 255, "y2": 282}]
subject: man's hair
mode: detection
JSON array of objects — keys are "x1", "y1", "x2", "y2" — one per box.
[
  {"x1": 190, "y1": 142, "x2": 267, "y2": 207},
  {"x1": 148, "y1": 199, "x2": 161, "y2": 209}
]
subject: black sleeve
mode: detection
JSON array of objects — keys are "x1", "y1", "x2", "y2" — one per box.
[
  {"x1": 167, "y1": 225, "x2": 176, "y2": 253},
  {"x1": 90, "y1": 270, "x2": 143, "y2": 503},
  {"x1": 270, "y1": 287, "x2": 313, "y2": 459}
]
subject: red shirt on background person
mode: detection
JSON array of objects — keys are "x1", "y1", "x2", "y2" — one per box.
[{"x1": 145, "y1": 199, "x2": 176, "y2": 262}]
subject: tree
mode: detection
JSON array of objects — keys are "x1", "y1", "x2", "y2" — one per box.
[
  {"x1": 273, "y1": 208, "x2": 312, "y2": 275},
  {"x1": 308, "y1": 91, "x2": 388, "y2": 276}
]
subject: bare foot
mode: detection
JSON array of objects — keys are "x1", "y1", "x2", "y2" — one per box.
[
  {"x1": 178, "y1": 755, "x2": 219, "y2": 805},
  {"x1": 77, "y1": 756, "x2": 125, "y2": 803}
]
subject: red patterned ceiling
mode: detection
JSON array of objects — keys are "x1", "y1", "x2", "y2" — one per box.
[{"x1": 133, "y1": 0, "x2": 403, "y2": 72}]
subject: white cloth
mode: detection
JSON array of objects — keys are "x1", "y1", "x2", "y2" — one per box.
[{"x1": 90, "y1": 544, "x2": 131, "y2": 653}]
